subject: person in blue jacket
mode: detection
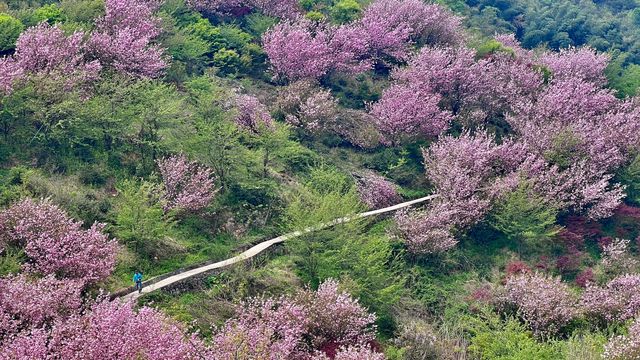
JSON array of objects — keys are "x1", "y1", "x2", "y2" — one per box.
[{"x1": 133, "y1": 271, "x2": 143, "y2": 293}]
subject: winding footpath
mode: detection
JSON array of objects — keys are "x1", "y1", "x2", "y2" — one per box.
[{"x1": 120, "y1": 194, "x2": 439, "y2": 302}]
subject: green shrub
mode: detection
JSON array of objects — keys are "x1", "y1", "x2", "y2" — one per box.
[
  {"x1": 469, "y1": 316, "x2": 562, "y2": 359},
  {"x1": 60, "y1": 0, "x2": 104, "y2": 25},
  {"x1": 330, "y1": 0, "x2": 361, "y2": 23},
  {"x1": 0, "y1": 13, "x2": 24, "y2": 51},
  {"x1": 298, "y1": 0, "x2": 316, "y2": 11},
  {"x1": 212, "y1": 48, "x2": 243, "y2": 74},
  {"x1": 561, "y1": 332, "x2": 606, "y2": 360},
  {"x1": 305, "y1": 10, "x2": 325, "y2": 22},
  {"x1": 490, "y1": 182, "x2": 559, "y2": 244},
  {"x1": 31, "y1": 4, "x2": 66, "y2": 25},
  {"x1": 620, "y1": 154, "x2": 640, "y2": 205},
  {"x1": 243, "y1": 13, "x2": 277, "y2": 37},
  {"x1": 112, "y1": 179, "x2": 174, "y2": 255},
  {"x1": 0, "y1": 246, "x2": 25, "y2": 277},
  {"x1": 475, "y1": 38, "x2": 516, "y2": 59}
]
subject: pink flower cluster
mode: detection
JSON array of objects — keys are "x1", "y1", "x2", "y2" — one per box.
[
  {"x1": 358, "y1": 0, "x2": 462, "y2": 62},
  {"x1": 0, "y1": 275, "x2": 82, "y2": 338},
  {"x1": 157, "y1": 154, "x2": 217, "y2": 213},
  {"x1": 503, "y1": 272, "x2": 578, "y2": 336},
  {"x1": 210, "y1": 279, "x2": 378, "y2": 358},
  {"x1": 313, "y1": 345, "x2": 384, "y2": 360},
  {"x1": 0, "y1": 198, "x2": 119, "y2": 284},
  {"x1": 87, "y1": 0, "x2": 167, "y2": 78},
  {"x1": 395, "y1": 131, "x2": 525, "y2": 253},
  {"x1": 13, "y1": 23, "x2": 101, "y2": 92},
  {"x1": 371, "y1": 44, "x2": 541, "y2": 139},
  {"x1": 580, "y1": 274, "x2": 640, "y2": 323},
  {"x1": 1, "y1": 300, "x2": 205, "y2": 359},
  {"x1": 262, "y1": 0, "x2": 461, "y2": 80},
  {"x1": 278, "y1": 80, "x2": 340, "y2": 131},
  {"x1": 600, "y1": 238, "x2": 638, "y2": 272},
  {"x1": 0, "y1": 0, "x2": 165, "y2": 97},
  {"x1": 539, "y1": 47, "x2": 609, "y2": 86},
  {"x1": 210, "y1": 297, "x2": 308, "y2": 358},
  {"x1": 234, "y1": 94, "x2": 274, "y2": 133},
  {"x1": 0, "y1": 57, "x2": 23, "y2": 96},
  {"x1": 603, "y1": 317, "x2": 640, "y2": 359},
  {"x1": 357, "y1": 173, "x2": 402, "y2": 209},
  {"x1": 262, "y1": 19, "x2": 361, "y2": 80}
]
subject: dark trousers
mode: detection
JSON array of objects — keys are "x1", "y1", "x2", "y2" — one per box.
[{"x1": 135, "y1": 281, "x2": 143, "y2": 293}]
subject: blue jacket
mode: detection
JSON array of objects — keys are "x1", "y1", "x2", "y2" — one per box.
[{"x1": 133, "y1": 273, "x2": 142, "y2": 282}]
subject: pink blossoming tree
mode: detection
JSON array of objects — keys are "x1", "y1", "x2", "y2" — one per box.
[
  {"x1": 1, "y1": 300, "x2": 205, "y2": 359},
  {"x1": 0, "y1": 198, "x2": 118, "y2": 284},
  {"x1": 234, "y1": 94, "x2": 274, "y2": 133},
  {"x1": 0, "y1": 57, "x2": 23, "y2": 96},
  {"x1": 356, "y1": 173, "x2": 402, "y2": 209},
  {"x1": 580, "y1": 274, "x2": 640, "y2": 323},
  {"x1": 157, "y1": 154, "x2": 217, "y2": 213},
  {"x1": 0, "y1": 275, "x2": 82, "y2": 339},
  {"x1": 14, "y1": 23, "x2": 101, "y2": 91},
  {"x1": 88, "y1": 0, "x2": 167, "y2": 78},
  {"x1": 210, "y1": 279, "x2": 378, "y2": 358},
  {"x1": 503, "y1": 272, "x2": 578, "y2": 336},
  {"x1": 357, "y1": 0, "x2": 462, "y2": 62},
  {"x1": 186, "y1": 0, "x2": 301, "y2": 19}
]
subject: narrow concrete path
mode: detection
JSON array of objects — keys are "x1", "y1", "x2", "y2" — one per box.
[{"x1": 120, "y1": 194, "x2": 439, "y2": 302}]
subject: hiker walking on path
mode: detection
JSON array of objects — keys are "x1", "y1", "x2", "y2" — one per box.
[{"x1": 133, "y1": 271, "x2": 143, "y2": 293}]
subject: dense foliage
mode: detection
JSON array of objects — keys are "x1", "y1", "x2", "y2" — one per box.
[{"x1": 1, "y1": 0, "x2": 640, "y2": 358}]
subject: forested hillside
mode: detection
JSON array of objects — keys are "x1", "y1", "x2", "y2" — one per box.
[
  {"x1": 446, "y1": 0, "x2": 640, "y2": 96},
  {"x1": 1, "y1": 0, "x2": 640, "y2": 358}
]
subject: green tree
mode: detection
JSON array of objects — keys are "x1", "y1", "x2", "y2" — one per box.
[
  {"x1": 30, "y1": 4, "x2": 66, "y2": 25},
  {"x1": 112, "y1": 179, "x2": 174, "y2": 254},
  {"x1": 0, "y1": 13, "x2": 24, "y2": 51},
  {"x1": 331, "y1": 0, "x2": 361, "y2": 23},
  {"x1": 620, "y1": 154, "x2": 640, "y2": 205},
  {"x1": 490, "y1": 182, "x2": 560, "y2": 244}
]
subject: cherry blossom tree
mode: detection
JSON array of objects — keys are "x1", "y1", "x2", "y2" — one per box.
[
  {"x1": 313, "y1": 345, "x2": 384, "y2": 360},
  {"x1": 539, "y1": 47, "x2": 609, "y2": 86},
  {"x1": 234, "y1": 94, "x2": 274, "y2": 133},
  {"x1": 299, "y1": 279, "x2": 377, "y2": 349},
  {"x1": 210, "y1": 279, "x2": 377, "y2": 358},
  {"x1": 503, "y1": 272, "x2": 578, "y2": 336},
  {"x1": 250, "y1": 0, "x2": 301, "y2": 19},
  {"x1": 356, "y1": 173, "x2": 402, "y2": 209},
  {"x1": 0, "y1": 198, "x2": 119, "y2": 284},
  {"x1": 262, "y1": 20, "x2": 334, "y2": 80},
  {"x1": 261, "y1": 0, "x2": 462, "y2": 80},
  {"x1": 14, "y1": 23, "x2": 101, "y2": 91},
  {"x1": 0, "y1": 275, "x2": 82, "y2": 339},
  {"x1": 580, "y1": 274, "x2": 640, "y2": 323},
  {"x1": 2, "y1": 300, "x2": 205, "y2": 359},
  {"x1": 157, "y1": 154, "x2": 217, "y2": 213},
  {"x1": 209, "y1": 297, "x2": 308, "y2": 359},
  {"x1": 88, "y1": 0, "x2": 167, "y2": 78},
  {"x1": 186, "y1": 0, "x2": 301, "y2": 19},
  {"x1": 0, "y1": 328, "x2": 49, "y2": 359},
  {"x1": 47, "y1": 300, "x2": 204, "y2": 359},
  {"x1": 357, "y1": 0, "x2": 462, "y2": 62},
  {"x1": 369, "y1": 84, "x2": 451, "y2": 141},
  {"x1": 277, "y1": 80, "x2": 339, "y2": 131}
]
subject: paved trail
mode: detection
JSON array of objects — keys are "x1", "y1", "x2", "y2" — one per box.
[{"x1": 120, "y1": 194, "x2": 439, "y2": 302}]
